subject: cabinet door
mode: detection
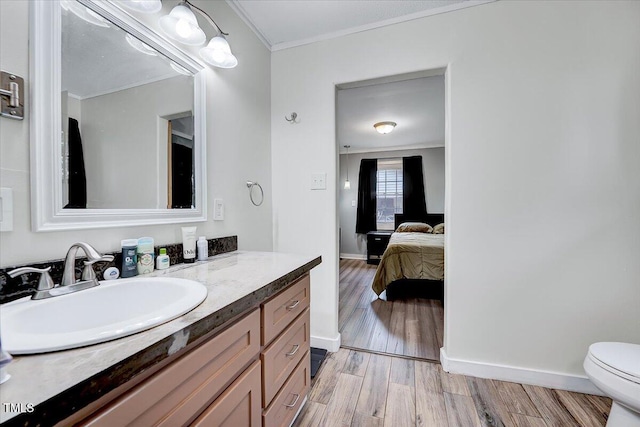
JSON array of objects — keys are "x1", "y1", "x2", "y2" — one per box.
[
  {"x1": 261, "y1": 308, "x2": 310, "y2": 407},
  {"x1": 263, "y1": 352, "x2": 310, "y2": 427},
  {"x1": 82, "y1": 309, "x2": 260, "y2": 427},
  {"x1": 190, "y1": 360, "x2": 262, "y2": 427},
  {"x1": 261, "y1": 275, "x2": 310, "y2": 346}
]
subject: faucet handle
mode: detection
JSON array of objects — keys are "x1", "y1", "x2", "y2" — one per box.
[
  {"x1": 81, "y1": 255, "x2": 115, "y2": 281},
  {"x1": 7, "y1": 266, "x2": 55, "y2": 291}
]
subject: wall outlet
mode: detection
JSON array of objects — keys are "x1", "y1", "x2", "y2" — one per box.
[
  {"x1": 311, "y1": 173, "x2": 326, "y2": 190},
  {"x1": 0, "y1": 188, "x2": 13, "y2": 232},
  {"x1": 213, "y1": 198, "x2": 224, "y2": 220}
]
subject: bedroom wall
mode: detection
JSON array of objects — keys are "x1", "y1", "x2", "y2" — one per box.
[
  {"x1": 339, "y1": 147, "x2": 445, "y2": 258},
  {"x1": 271, "y1": 0, "x2": 640, "y2": 385},
  {"x1": 0, "y1": 0, "x2": 273, "y2": 266}
]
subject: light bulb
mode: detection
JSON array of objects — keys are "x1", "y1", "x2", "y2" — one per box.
[
  {"x1": 344, "y1": 180, "x2": 351, "y2": 190},
  {"x1": 176, "y1": 18, "x2": 192, "y2": 38},
  {"x1": 158, "y1": 4, "x2": 206, "y2": 46}
]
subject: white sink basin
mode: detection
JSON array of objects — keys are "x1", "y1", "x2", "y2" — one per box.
[{"x1": 0, "y1": 277, "x2": 207, "y2": 354}]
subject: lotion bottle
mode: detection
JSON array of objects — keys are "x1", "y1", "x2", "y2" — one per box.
[
  {"x1": 156, "y1": 248, "x2": 170, "y2": 270},
  {"x1": 197, "y1": 236, "x2": 208, "y2": 261},
  {"x1": 181, "y1": 227, "x2": 197, "y2": 263}
]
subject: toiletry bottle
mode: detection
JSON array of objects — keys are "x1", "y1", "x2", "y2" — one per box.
[
  {"x1": 121, "y1": 239, "x2": 138, "y2": 278},
  {"x1": 137, "y1": 237, "x2": 155, "y2": 274},
  {"x1": 197, "y1": 236, "x2": 208, "y2": 261},
  {"x1": 182, "y1": 227, "x2": 197, "y2": 263},
  {"x1": 156, "y1": 248, "x2": 170, "y2": 270}
]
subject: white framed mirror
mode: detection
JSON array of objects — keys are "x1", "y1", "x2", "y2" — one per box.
[{"x1": 30, "y1": 0, "x2": 207, "y2": 231}]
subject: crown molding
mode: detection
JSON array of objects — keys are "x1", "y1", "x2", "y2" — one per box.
[{"x1": 225, "y1": 0, "x2": 272, "y2": 50}]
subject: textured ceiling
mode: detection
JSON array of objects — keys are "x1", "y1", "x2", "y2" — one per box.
[
  {"x1": 337, "y1": 75, "x2": 445, "y2": 153},
  {"x1": 62, "y1": 5, "x2": 180, "y2": 99},
  {"x1": 229, "y1": 0, "x2": 488, "y2": 50}
]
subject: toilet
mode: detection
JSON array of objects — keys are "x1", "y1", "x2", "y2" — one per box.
[{"x1": 584, "y1": 342, "x2": 640, "y2": 427}]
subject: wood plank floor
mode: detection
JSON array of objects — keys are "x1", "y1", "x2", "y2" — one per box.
[
  {"x1": 294, "y1": 349, "x2": 612, "y2": 427},
  {"x1": 339, "y1": 259, "x2": 444, "y2": 360}
]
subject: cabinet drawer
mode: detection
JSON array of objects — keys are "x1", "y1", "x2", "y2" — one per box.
[
  {"x1": 263, "y1": 352, "x2": 310, "y2": 427},
  {"x1": 261, "y1": 308, "x2": 310, "y2": 407},
  {"x1": 190, "y1": 360, "x2": 262, "y2": 427},
  {"x1": 261, "y1": 275, "x2": 310, "y2": 346},
  {"x1": 83, "y1": 309, "x2": 260, "y2": 427}
]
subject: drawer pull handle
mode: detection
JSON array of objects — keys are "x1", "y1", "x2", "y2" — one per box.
[
  {"x1": 286, "y1": 300, "x2": 300, "y2": 311},
  {"x1": 375, "y1": 237, "x2": 382, "y2": 241},
  {"x1": 284, "y1": 393, "x2": 300, "y2": 408},
  {"x1": 285, "y1": 344, "x2": 300, "y2": 357}
]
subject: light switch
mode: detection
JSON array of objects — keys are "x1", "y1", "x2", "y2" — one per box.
[
  {"x1": 0, "y1": 188, "x2": 13, "y2": 232},
  {"x1": 213, "y1": 198, "x2": 224, "y2": 221},
  {"x1": 311, "y1": 173, "x2": 326, "y2": 190},
  {"x1": 351, "y1": 200, "x2": 356, "y2": 207}
]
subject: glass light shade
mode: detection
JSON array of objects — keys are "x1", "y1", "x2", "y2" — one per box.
[
  {"x1": 199, "y1": 36, "x2": 238, "y2": 68},
  {"x1": 170, "y1": 62, "x2": 192, "y2": 76},
  {"x1": 159, "y1": 4, "x2": 206, "y2": 46},
  {"x1": 119, "y1": 0, "x2": 162, "y2": 14},
  {"x1": 374, "y1": 121, "x2": 397, "y2": 134},
  {"x1": 125, "y1": 34, "x2": 157, "y2": 56},
  {"x1": 344, "y1": 180, "x2": 351, "y2": 190},
  {"x1": 61, "y1": 0, "x2": 111, "y2": 27}
]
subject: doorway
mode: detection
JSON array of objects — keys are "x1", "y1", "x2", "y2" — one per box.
[{"x1": 336, "y1": 70, "x2": 446, "y2": 361}]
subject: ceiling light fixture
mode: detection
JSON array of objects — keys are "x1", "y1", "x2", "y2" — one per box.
[
  {"x1": 159, "y1": 0, "x2": 238, "y2": 68},
  {"x1": 118, "y1": 0, "x2": 162, "y2": 14},
  {"x1": 374, "y1": 121, "x2": 397, "y2": 135},
  {"x1": 344, "y1": 145, "x2": 351, "y2": 190}
]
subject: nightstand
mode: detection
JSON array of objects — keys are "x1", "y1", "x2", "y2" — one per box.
[{"x1": 366, "y1": 231, "x2": 393, "y2": 265}]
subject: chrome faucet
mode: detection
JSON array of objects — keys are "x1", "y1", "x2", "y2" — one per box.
[
  {"x1": 8, "y1": 242, "x2": 114, "y2": 300},
  {"x1": 61, "y1": 242, "x2": 114, "y2": 287}
]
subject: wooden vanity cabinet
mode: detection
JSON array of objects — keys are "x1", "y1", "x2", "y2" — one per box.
[
  {"x1": 81, "y1": 309, "x2": 261, "y2": 427},
  {"x1": 260, "y1": 275, "x2": 311, "y2": 426},
  {"x1": 65, "y1": 273, "x2": 312, "y2": 427}
]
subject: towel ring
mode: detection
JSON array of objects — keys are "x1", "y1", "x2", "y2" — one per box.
[{"x1": 246, "y1": 181, "x2": 264, "y2": 206}]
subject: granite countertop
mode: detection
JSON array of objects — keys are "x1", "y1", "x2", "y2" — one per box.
[{"x1": 0, "y1": 251, "x2": 321, "y2": 426}]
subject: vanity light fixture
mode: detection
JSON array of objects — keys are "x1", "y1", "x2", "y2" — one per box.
[
  {"x1": 170, "y1": 62, "x2": 192, "y2": 76},
  {"x1": 374, "y1": 121, "x2": 397, "y2": 135},
  {"x1": 159, "y1": 1, "x2": 206, "y2": 46},
  {"x1": 159, "y1": 1, "x2": 238, "y2": 68},
  {"x1": 61, "y1": 0, "x2": 111, "y2": 27},
  {"x1": 118, "y1": 0, "x2": 162, "y2": 14},
  {"x1": 125, "y1": 34, "x2": 158, "y2": 56},
  {"x1": 344, "y1": 145, "x2": 351, "y2": 190}
]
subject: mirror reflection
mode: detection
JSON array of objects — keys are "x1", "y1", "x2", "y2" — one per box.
[{"x1": 61, "y1": 0, "x2": 195, "y2": 209}]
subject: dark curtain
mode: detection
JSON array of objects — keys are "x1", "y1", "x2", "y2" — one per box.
[
  {"x1": 171, "y1": 143, "x2": 193, "y2": 208},
  {"x1": 355, "y1": 159, "x2": 377, "y2": 234},
  {"x1": 65, "y1": 118, "x2": 87, "y2": 209},
  {"x1": 402, "y1": 156, "x2": 427, "y2": 219}
]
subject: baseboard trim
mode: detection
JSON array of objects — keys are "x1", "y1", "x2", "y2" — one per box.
[
  {"x1": 311, "y1": 333, "x2": 341, "y2": 352},
  {"x1": 339, "y1": 253, "x2": 366, "y2": 260},
  {"x1": 440, "y1": 348, "x2": 604, "y2": 396}
]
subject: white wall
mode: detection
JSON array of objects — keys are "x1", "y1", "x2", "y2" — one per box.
[
  {"x1": 339, "y1": 147, "x2": 445, "y2": 257},
  {"x1": 0, "y1": 0, "x2": 273, "y2": 266},
  {"x1": 79, "y1": 76, "x2": 192, "y2": 209},
  {"x1": 272, "y1": 0, "x2": 640, "y2": 381}
]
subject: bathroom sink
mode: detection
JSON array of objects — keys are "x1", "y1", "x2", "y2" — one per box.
[{"x1": 0, "y1": 277, "x2": 207, "y2": 354}]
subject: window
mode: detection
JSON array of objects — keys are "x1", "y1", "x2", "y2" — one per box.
[{"x1": 376, "y1": 159, "x2": 403, "y2": 230}]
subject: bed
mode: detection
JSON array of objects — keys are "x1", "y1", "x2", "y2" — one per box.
[{"x1": 371, "y1": 213, "x2": 445, "y2": 299}]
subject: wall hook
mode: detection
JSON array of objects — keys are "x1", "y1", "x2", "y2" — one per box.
[{"x1": 285, "y1": 112, "x2": 298, "y2": 123}]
